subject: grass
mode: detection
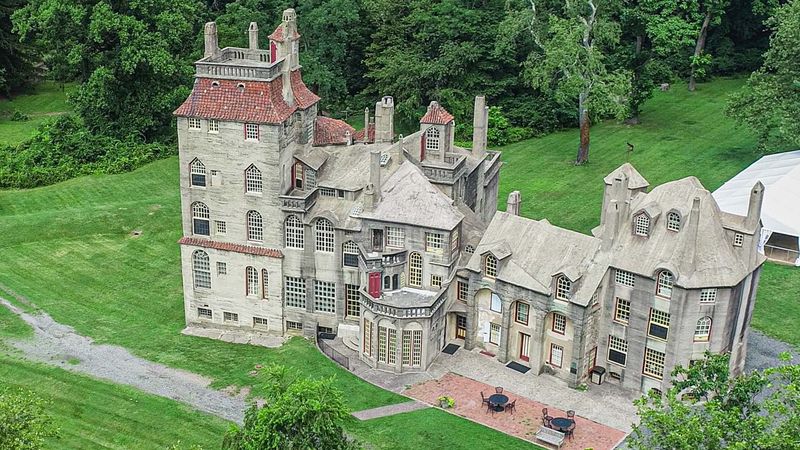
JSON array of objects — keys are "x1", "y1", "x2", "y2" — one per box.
[
  {"x1": 0, "y1": 81, "x2": 73, "y2": 146},
  {"x1": 751, "y1": 262, "x2": 800, "y2": 348},
  {"x1": 0, "y1": 353, "x2": 231, "y2": 449},
  {"x1": 0, "y1": 303, "x2": 32, "y2": 339}
]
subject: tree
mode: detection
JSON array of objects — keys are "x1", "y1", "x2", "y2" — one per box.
[
  {"x1": 629, "y1": 352, "x2": 800, "y2": 450},
  {"x1": 525, "y1": 0, "x2": 631, "y2": 164},
  {"x1": 222, "y1": 365, "x2": 355, "y2": 450},
  {"x1": 687, "y1": 0, "x2": 729, "y2": 91},
  {"x1": 0, "y1": 0, "x2": 34, "y2": 95},
  {"x1": 0, "y1": 387, "x2": 58, "y2": 450},
  {"x1": 727, "y1": 0, "x2": 800, "y2": 151}
]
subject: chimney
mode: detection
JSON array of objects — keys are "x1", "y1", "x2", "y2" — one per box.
[
  {"x1": 472, "y1": 95, "x2": 488, "y2": 158},
  {"x1": 248, "y1": 22, "x2": 259, "y2": 50},
  {"x1": 746, "y1": 181, "x2": 764, "y2": 230},
  {"x1": 374, "y1": 96, "x2": 395, "y2": 143},
  {"x1": 364, "y1": 150, "x2": 382, "y2": 210},
  {"x1": 204, "y1": 22, "x2": 219, "y2": 58},
  {"x1": 279, "y1": 9, "x2": 299, "y2": 105},
  {"x1": 364, "y1": 107, "x2": 370, "y2": 134},
  {"x1": 507, "y1": 191, "x2": 521, "y2": 215},
  {"x1": 345, "y1": 130, "x2": 353, "y2": 146},
  {"x1": 683, "y1": 196, "x2": 702, "y2": 266},
  {"x1": 602, "y1": 200, "x2": 620, "y2": 250}
]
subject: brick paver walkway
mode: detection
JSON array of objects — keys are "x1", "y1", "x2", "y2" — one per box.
[
  {"x1": 351, "y1": 400, "x2": 429, "y2": 420},
  {"x1": 405, "y1": 373, "x2": 627, "y2": 450}
]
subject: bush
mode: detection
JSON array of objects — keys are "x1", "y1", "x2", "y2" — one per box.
[
  {"x1": 0, "y1": 387, "x2": 58, "y2": 450},
  {"x1": 10, "y1": 110, "x2": 30, "y2": 121},
  {"x1": 455, "y1": 106, "x2": 535, "y2": 148},
  {"x1": 0, "y1": 115, "x2": 173, "y2": 189}
]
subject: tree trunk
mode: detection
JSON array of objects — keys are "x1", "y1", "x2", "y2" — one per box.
[
  {"x1": 625, "y1": 35, "x2": 644, "y2": 125},
  {"x1": 576, "y1": 92, "x2": 590, "y2": 165},
  {"x1": 689, "y1": 11, "x2": 712, "y2": 92}
]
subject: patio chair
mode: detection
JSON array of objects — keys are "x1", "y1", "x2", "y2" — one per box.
[
  {"x1": 567, "y1": 410, "x2": 575, "y2": 419},
  {"x1": 480, "y1": 391, "x2": 490, "y2": 406},
  {"x1": 542, "y1": 408, "x2": 553, "y2": 427},
  {"x1": 565, "y1": 422, "x2": 576, "y2": 441},
  {"x1": 495, "y1": 386, "x2": 504, "y2": 394},
  {"x1": 504, "y1": 399, "x2": 517, "y2": 414}
]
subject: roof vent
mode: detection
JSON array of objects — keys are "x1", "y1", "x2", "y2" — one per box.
[
  {"x1": 379, "y1": 153, "x2": 390, "y2": 166},
  {"x1": 237, "y1": 83, "x2": 245, "y2": 92},
  {"x1": 211, "y1": 80, "x2": 220, "y2": 88}
]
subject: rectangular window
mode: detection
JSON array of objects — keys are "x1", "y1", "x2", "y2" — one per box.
[
  {"x1": 363, "y1": 321, "x2": 373, "y2": 356},
  {"x1": 411, "y1": 330, "x2": 422, "y2": 366},
  {"x1": 345, "y1": 284, "x2": 360, "y2": 318},
  {"x1": 294, "y1": 163, "x2": 304, "y2": 189},
  {"x1": 431, "y1": 275, "x2": 442, "y2": 288},
  {"x1": 223, "y1": 312, "x2": 238, "y2": 323},
  {"x1": 253, "y1": 316, "x2": 268, "y2": 329},
  {"x1": 286, "y1": 320, "x2": 303, "y2": 331},
  {"x1": 733, "y1": 233, "x2": 744, "y2": 247},
  {"x1": 457, "y1": 281, "x2": 468, "y2": 302},
  {"x1": 385, "y1": 227, "x2": 405, "y2": 248},
  {"x1": 387, "y1": 328, "x2": 397, "y2": 365},
  {"x1": 607, "y1": 335, "x2": 628, "y2": 366},
  {"x1": 615, "y1": 269, "x2": 635, "y2": 287},
  {"x1": 401, "y1": 330, "x2": 411, "y2": 366},
  {"x1": 215, "y1": 220, "x2": 227, "y2": 235},
  {"x1": 305, "y1": 168, "x2": 317, "y2": 189},
  {"x1": 700, "y1": 288, "x2": 717, "y2": 303},
  {"x1": 643, "y1": 347, "x2": 666, "y2": 380},
  {"x1": 648, "y1": 309, "x2": 670, "y2": 340},
  {"x1": 208, "y1": 119, "x2": 219, "y2": 133},
  {"x1": 320, "y1": 187, "x2": 336, "y2": 197},
  {"x1": 552, "y1": 313, "x2": 566, "y2": 334},
  {"x1": 378, "y1": 326, "x2": 388, "y2": 363},
  {"x1": 197, "y1": 307, "x2": 212, "y2": 320},
  {"x1": 490, "y1": 293, "x2": 502, "y2": 313},
  {"x1": 245, "y1": 123, "x2": 259, "y2": 141},
  {"x1": 425, "y1": 232, "x2": 444, "y2": 254},
  {"x1": 343, "y1": 253, "x2": 359, "y2": 268},
  {"x1": 614, "y1": 298, "x2": 631, "y2": 324},
  {"x1": 216, "y1": 262, "x2": 227, "y2": 275},
  {"x1": 188, "y1": 118, "x2": 201, "y2": 130},
  {"x1": 550, "y1": 343, "x2": 564, "y2": 367},
  {"x1": 313, "y1": 280, "x2": 335, "y2": 314},
  {"x1": 285, "y1": 277, "x2": 306, "y2": 309},
  {"x1": 450, "y1": 230, "x2": 460, "y2": 257},
  {"x1": 515, "y1": 302, "x2": 529, "y2": 325},
  {"x1": 489, "y1": 323, "x2": 501, "y2": 345}
]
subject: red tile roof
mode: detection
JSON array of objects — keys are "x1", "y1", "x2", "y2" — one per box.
[
  {"x1": 174, "y1": 77, "x2": 295, "y2": 124},
  {"x1": 353, "y1": 123, "x2": 375, "y2": 143},
  {"x1": 290, "y1": 70, "x2": 320, "y2": 109},
  {"x1": 269, "y1": 26, "x2": 300, "y2": 42},
  {"x1": 179, "y1": 237, "x2": 283, "y2": 258},
  {"x1": 420, "y1": 101, "x2": 454, "y2": 125},
  {"x1": 314, "y1": 116, "x2": 355, "y2": 146}
]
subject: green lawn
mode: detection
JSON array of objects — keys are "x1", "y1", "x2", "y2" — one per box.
[
  {"x1": 0, "y1": 81, "x2": 73, "y2": 146},
  {"x1": 751, "y1": 262, "x2": 800, "y2": 348}
]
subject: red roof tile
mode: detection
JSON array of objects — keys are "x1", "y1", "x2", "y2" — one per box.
[
  {"x1": 420, "y1": 101, "x2": 454, "y2": 125},
  {"x1": 314, "y1": 116, "x2": 355, "y2": 146},
  {"x1": 353, "y1": 123, "x2": 375, "y2": 143},
  {"x1": 291, "y1": 70, "x2": 320, "y2": 109},
  {"x1": 174, "y1": 78, "x2": 295, "y2": 124},
  {"x1": 179, "y1": 237, "x2": 283, "y2": 258},
  {"x1": 268, "y1": 26, "x2": 300, "y2": 42}
]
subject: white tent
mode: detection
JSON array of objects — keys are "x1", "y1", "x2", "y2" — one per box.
[{"x1": 713, "y1": 150, "x2": 800, "y2": 266}]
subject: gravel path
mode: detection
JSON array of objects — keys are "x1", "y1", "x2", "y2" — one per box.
[
  {"x1": 745, "y1": 328, "x2": 797, "y2": 372},
  {"x1": 351, "y1": 401, "x2": 428, "y2": 420},
  {"x1": 0, "y1": 298, "x2": 247, "y2": 424}
]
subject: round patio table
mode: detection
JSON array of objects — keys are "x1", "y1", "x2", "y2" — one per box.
[
  {"x1": 550, "y1": 417, "x2": 574, "y2": 432},
  {"x1": 488, "y1": 394, "x2": 508, "y2": 412}
]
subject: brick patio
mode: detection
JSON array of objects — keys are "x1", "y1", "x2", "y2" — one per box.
[{"x1": 404, "y1": 373, "x2": 627, "y2": 450}]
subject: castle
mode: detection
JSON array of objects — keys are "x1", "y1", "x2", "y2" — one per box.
[{"x1": 175, "y1": 10, "x2": 765, "y2": 393}]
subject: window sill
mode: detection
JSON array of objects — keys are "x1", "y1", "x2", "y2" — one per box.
[
  {"x1": 642, "y1": 373, "x2": 664, "y2": 382},
  {"x1": 693, "y1": 338, "x2": 709, "y2": 343},
  {"x1": 612, "y1": 320, "x2": 629, "y2": 326},
  {"x1": 607, "y1": 360, "x2": 626, "y2": 368},
  {"x1": 245, "y1": 192, "x2": 263, "y2": 197},
  {"x1": 190, "y1": 185, "x2": 207, "y2": 189}
]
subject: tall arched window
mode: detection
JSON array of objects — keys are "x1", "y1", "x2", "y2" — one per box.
[
  {"x1": 657, "y1": 270, "x2": 674, "y2": 298},
  {"x1": 484, "y1": 254, "x2": 498, "y2": 278},
  {"x1": 634, "y1": 213, "x2": 650, "y2": 236},
  {"x1": 245, "y1": 164, "x2": 262, "y2": 193},
  {"x1": 666, "y1": 212, "x2": 681, "y2": 231},
  {"x1": 192, "y1": 202, "x2": 210, "y2": 236},
  {"x1": 247, "y1": 210, "x2": 263, "y2": 242},
  {"x1": 694, "y1": 317, "x2": 712, "y2": 341},
  {"x1": 190, "y1": 159, "x2": 206, "y2": 187},
  {"x1": 315, "y1": 218, "x2": 334, "y2": 252},
  {"x1": 261, "y1": 269, "x2": 268, "y2": 299},
  {"x1": 285, "y1": 215, "x2": 304, "y2": 249},
  {"x1": 246, "y1": 266, "x2": 259, "y2": 296},
  {"x1": 556, "y1": 275, "x2": 572, "y2": 300},
  {"x1": 342, "y1": 241, "x2": 359, "y2": 267},
  {"x1": 425, "y1": 127, "x2": 440, "y2": 152},
  {"x1": 409, "y1": 252, "x2": 422, "y2": 287},
  {"x1": 192, "y1": 250, "x2": 211, "y2": 289}
]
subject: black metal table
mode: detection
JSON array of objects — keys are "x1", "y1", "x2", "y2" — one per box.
[
  {"x1": 488, "y1": 393, "x2": 508, "y2": 412},
  {"x1": 550, "y1": 417, "x2": 574, "y2": 432}
]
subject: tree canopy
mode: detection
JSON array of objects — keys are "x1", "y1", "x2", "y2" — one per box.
[{"x1": 0, "y1": 387, "x2": 57, "y2": 450}]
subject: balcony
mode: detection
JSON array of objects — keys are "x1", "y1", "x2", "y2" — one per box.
[
  {"x1": 279, "y1": 188, "x2": 318, "y2": 212},
  {"x1": 359, "y1": 289, "x2": 448, "y2": 319},
  {"x1": 196, "y1": 48, "x2": 284, "y2": 81}
]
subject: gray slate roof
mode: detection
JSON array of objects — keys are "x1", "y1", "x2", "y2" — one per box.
[{"x1": 604, "y1": 163, "x2": 649, "y2": 189}]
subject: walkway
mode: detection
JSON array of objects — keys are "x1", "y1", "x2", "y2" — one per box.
[
  {"x1": 351, "y1": 400, "x2": 428, "y2": 420},
  {"x1": 406, "y1": 373, "x2": 627, "y2": 450}
]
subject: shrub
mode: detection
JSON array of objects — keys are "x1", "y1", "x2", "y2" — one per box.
[{"x1": 10, "y1": 110, "x2": 29, "y2": 121}]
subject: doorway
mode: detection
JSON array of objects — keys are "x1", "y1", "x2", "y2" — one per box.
[
  {"x1": 519, "y1": 332, "x2": 530, "y2": 362},
  {"x1": 455, "y1": 314, "x2": 467, "y2": 339}
]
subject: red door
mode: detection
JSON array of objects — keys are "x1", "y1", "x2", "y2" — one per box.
[
  {"x1": 270, "y1": 41, "x2": 277, "y2": 62},
  {"x1": 368, "y1": 272, "x2": 381, "y2": 298},
  {"x1": 519, "y1": 333, "x2": 531, "y2": 362}
]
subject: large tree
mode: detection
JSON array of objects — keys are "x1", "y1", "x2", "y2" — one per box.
[
  {"x1": 0, "y1": 387, "x2": 57, "y2": 450},
  {"x1": 0, "y1": 0, "x2": 34, "y2": 95},
  {"x1": 525, "y1": 0, "x2": 631, "y2": 164},
  {"x1": 727, "y1": 0, "x2": 800, "y2": 151},
  {"x1": 630, "y1": 352, "x2": 800, "y2": 450}
]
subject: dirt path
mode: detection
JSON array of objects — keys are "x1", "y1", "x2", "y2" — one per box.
[{"x1": 0, "y1": 297, "x2": 247, "y2": 424}]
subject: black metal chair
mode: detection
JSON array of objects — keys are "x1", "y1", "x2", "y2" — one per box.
[
  {"x1": 495, "y1": 386, "x2": 504, "y2": 394},
  {"x1": 504, "y1": 399, "x2": 516, "y2": 414},
  {"x1": 542, "y1": 408, "x2": 553, "y2": 427},
  {"x1": 567, "y1": 410, "x2": 575, "y2": 419},
  {"x1": 480, "y1": 391, "x2": 490, "y2": 406},
  {"x1": 565, "y1": 422, "x2": 576, "y2": 441}
]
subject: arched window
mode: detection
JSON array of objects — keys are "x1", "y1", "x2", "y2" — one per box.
[
  {"x1": 190, "y1": 159, "x2": 206, "y2": 187},
  {"x1": 342, "y1": 241, "x2": 359, "y2": 267},
  {"x1": 392, "y1": 274, "x2": 399, "y2": 290},
  {"x1": 261, "y1": 269, "x2": 268, "y2": 299},
  {"x1": 246, "y1": 266, "x2": 259, "y2": 296},
  {"x1": 409, "y1": 252, "x2": 422, "y2": 287},
  {"x1": 657, "y1": 270, "x2": 674, "y2": 298},
  {"x1": 484, "y1": 254, "x2": 498, "y2": 278},
  {"x1": 247, "y1": 210, "x2": 263, "y2": 242},
  {"x1": 315, "y1": 219, "x2": 334, "y2": 252},
  {"x1": 192, "y1": 202, "x2": 210, "y2": 236},
  {"x1": 285, "y1": 215, "x2": 304, "y2": 249},
  {"x1": 666, "y1": 212, "x2": 681, "y2": 232},
  {"x1": 556, "y1": 275, "x2": 572, "y2": 300},
  {"x1": 694, "y1": 317, "x2": 712, "y2": 341},
  {"x1": 384, "y1": 275, "x2": 391, "y2": 290},
  {"x1": 245, "y1": 165, "x2": 262, "y2": 193},
  {"x1": 634, "y1": 213, "x2": 650, "y2": 236},
  {"x1": 425, "y1": 127, "x2": 440, "y2": 152},
  {"x1": 192, "y1": 250, "x2": 211, "y2": 289}
]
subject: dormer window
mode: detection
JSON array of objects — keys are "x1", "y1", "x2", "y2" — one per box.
[
  {"x1": 634, "y1": 213, "x2": 650, "y2": 236},
  {"x1": 484, "y1": 254, "x2": 498, "y2": 278},
  {"x1": 656, "y1": 270, "x2": 674, "y2": 298},
  {"x1": 555, "y1": 275, "x2": 572, "y2": 300},
  {"x1": 425, "y1": 127, "x2": 440, "y2": 152},
  {"x1": 666, "y1": 212, "x2": 681, "y2": 232}
]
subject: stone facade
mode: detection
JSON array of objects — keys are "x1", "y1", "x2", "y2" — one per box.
[{"x1": 175, "y1": 10, "x2": 764, "y2": 393}]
